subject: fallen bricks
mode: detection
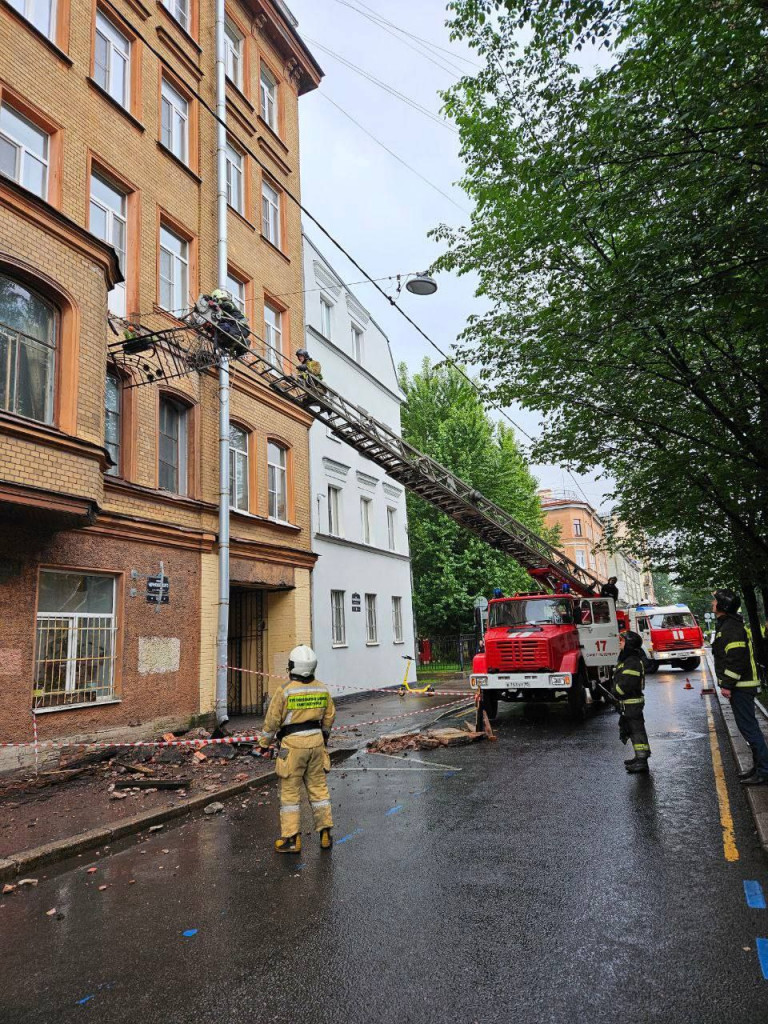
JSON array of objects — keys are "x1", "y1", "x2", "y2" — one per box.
[{"x1": 367, "y1": 727, "x2": 485, "y2": 755}]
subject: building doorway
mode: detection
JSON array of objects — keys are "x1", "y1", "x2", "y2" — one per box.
[{"x1": 227, "y1": 588, "x2": 266, "y2": 715}]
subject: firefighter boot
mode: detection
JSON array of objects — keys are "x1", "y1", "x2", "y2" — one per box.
[
  {"x1": 275, "y1": 834, "x2": 302, "y2": 854},
  {"x1": 626, "y1": 755, "x2": 650, "y2": 774},
  {"x1": 320, "y1": 827, "x2": 333, "y2": 849}
]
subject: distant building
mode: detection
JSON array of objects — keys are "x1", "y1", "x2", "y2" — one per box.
[
  {"x1": 606, "y1": 521, "x2": 656, "y2": 607},
  {"x1": 538, "y1": 490, "x2": 609, "y2": 582},
  {"x1": 302, "y1": 235, "x2": 416, "y2": 694}
]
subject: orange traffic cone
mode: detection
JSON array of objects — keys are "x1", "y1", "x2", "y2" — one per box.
[{"x1": 684, "y1": 678, "x2": 694, "y2": 690}]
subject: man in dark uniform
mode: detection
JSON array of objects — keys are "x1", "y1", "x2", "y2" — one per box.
[
  {"x1": 712, "y1": 588, "x2": 768, "y2": 785},
  {"x1": 600, "y1": 576, "x2": 619, "y2": 601},
  {"x1": 613, "y1": 630, "x2": 651, "y2": 773}
]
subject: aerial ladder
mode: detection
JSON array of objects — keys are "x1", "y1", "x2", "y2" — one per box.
[{"x1": 108, "y1": 307, "x2": 603, "y2": 598}]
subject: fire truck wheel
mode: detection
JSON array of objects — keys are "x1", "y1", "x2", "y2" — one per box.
[
  {"x1": 679, "y1": 657, "x2": 700, "y2": 671},
  {"x1": 567, "y1": 677, "x2": 588, "y2": 722},
  {"x1": 482, "y1": 692, "x2": 499, "y2": 722},
  {"x1": 645, "y1": 660, "x2": 659, "y2": 674}
]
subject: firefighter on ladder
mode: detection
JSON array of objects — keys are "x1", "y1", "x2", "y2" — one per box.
[
  {"x1": 258, "y1": 645, "x2": 336, "y2": 853},
  {"x1": 614, "y1": 630, "x2": 652, "y2": 773}
]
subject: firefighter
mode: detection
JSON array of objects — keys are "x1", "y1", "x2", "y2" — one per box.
[
  {"x1": 712, "y1": 589, "x2": 768, "y2": 785},
  {"x1": 600, "y1": 577, "x2": 619, "y2": 601},
  {"x1": 295, "y1": 348, "x2": 323, "y2": 381},
  {"x1": 258, "y1": 645, "x2": 336, "y2": 852},
  {"x1": 614, "y1": 630, "x2": 651, "y2": 773}
]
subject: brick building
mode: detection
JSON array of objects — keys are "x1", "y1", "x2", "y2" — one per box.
[
  {"x1": 0, "y1": 0, "x2": 321, "y2": 764},
  {"x1": 538, "y1": 489, "x2": 609, "y2": 583}
]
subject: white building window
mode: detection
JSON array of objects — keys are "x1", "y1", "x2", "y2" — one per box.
[
  {"x1": 229, "y1": 424, "x2": 248, "y2": 511},
  {"x1": 34, "y1": 571, "x2": 117, "y2": 709},
  {"x1": 320, "y1": 296, "x2": 332, "y2": 338},
  {"x1": 365, "y1": 593, "x2": 378, "y2": 645},
  {"x1": 9, "y1": 0, "x2": 55, "y2": 40},
  {"x1": 105, "y1": 371, "x2": 121, "y2": 476},
  {"x1": 226, "y1": 273, "x2": 245, "y2": 314},
  {"x1": 94, "y1": 12, "x2": 130, "y2": 109},
  {"x1": 575, "y1": 549, "x2": 586, "y2": 568},
  {"x1": 162, "y1": 0, "x2": 188, "y2": 31},
  {"x1": 90, "y1": 172, "x2": 127, "y2": 316},
  {"x1": 226, "y1": 141, "x2": 243, "y2": 214},
  {"x1": 267, "y1": 440, "x2": 288, "y2": 521},
  {"x1": 392, "y1": 596, "x2": 403, "y2": 643},
  {"x1": 224, "y1": 18, "x2": 243, "y2": 88},
  {"x1": 0, "y1": 102, "x2": 49, "y2": 199},
  {"x1": 158, "y1": 396, "x2": 188, "y2": 494},
  {"x1": 331, "y1": 590, "x2": 346, "y2": 646},
  {"x1": 387, "y1": 507, "x2": 397, "y2": 551},
  {"x1": 0, "y1": 273, "x2": 56, "y2": 424},
  {"x1": 328, "y1": 485, "x2": 342, "y2": 537},
  {"x1": 260, "y1": 65, "x2": 277, "y2": 129},
  {"x1": 360, "y1": 497, "x2": 372, "y2": 545},
  {"x1": 573, "y1": 518, "x2": 583, "y2": 537},
  {"x1": 351, "y1": 323, "x2": 364, "y2": 363},
  {"x1": 159, "y1": 225, "x2": 188, "y2": 311},
  {"x1": 261, "y1": 179, "x2": 281, "y2": 247},
  {"x1": 264, "y1": 303, "x2": 282, "y2": 368},
  {"x1": 161, "y1": 78, "x2": 188, "y2": 164}
]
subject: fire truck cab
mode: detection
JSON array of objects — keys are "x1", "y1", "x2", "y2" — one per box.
[{"x1": 629, "y1": 603, "x2": 703, "y2": 672}]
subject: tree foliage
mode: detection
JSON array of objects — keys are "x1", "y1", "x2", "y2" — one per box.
[
  {"x1": 435, "y1": 0, "x2": 768, "y2": 598},
  {"x1": 398, "y1": 359, "x2": 550, "y2": 633}
]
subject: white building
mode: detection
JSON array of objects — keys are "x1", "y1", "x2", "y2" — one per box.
[{"x1": 302, "y1": 235, "x2": 416, "y2": 695}]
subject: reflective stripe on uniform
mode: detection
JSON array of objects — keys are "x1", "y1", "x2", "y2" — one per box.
[
  {"x1": 735, "y1": 680, "x2": 760, "y2": 689},
  {"x1": 280, "y1": 804, "x2": 300, "y2": 813},
  {"x1": 724, "y1": 669, "x2": 741, "y2": 679},
  {"x1": 725, "y1": 642, "x2": 746, "y2": 652},
  {"x1": 285, "y1": 693, "x2": 329, "y2": 711},
  {"x1": 622, "y1": 698, "x2": 644, "y2": 705},
  {"x1": 615, "y1": 685, "x2": 624, "y2": 696},
  {"x1": 310, "y1": 799, "x2": 331, "y2": 809},
  {"x1": 622, "y1": 669, "x2": 641, "y2": 676}
]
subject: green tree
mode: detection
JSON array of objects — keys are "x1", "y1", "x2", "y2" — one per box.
[{"x1": 398, "y1": 358, "x2": 550, "y2": 634}]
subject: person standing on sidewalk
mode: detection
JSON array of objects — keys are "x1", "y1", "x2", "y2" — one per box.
[
  {"x1": 712, "y1": 588, "x2": 768, "y2": 786},
  {"x1": 613, "y1": 630, "x2": 651, "y2": 773},
  {"x1": 258, "y1": 645, "x2": 336, "y2": 853}
]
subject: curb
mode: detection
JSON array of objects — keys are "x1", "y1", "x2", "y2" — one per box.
[
  {"x1": 0, "y1": 747, "x2": 356, "y2": 883},
  {"x1": 705, "y1": 652, "x2": 768, "y2": 855}
]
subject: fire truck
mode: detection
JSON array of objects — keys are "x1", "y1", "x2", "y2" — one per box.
[{"x1": 628, "y1": 604, "x2": 703, "y2": 673}]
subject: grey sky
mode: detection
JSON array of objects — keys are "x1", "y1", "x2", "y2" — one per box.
[{"x1": 289, "y1": 0, "x2": 610, "y2": 509}]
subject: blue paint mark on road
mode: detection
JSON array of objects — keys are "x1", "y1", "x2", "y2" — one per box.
[
  {"x1": 443, "y1": 771, "x2": 458, "y2": 778},
  {"x1": 757, "y1": 938, "x2": 768, "y2": 980},
  {"x1": 385, "y1": 805, "x2": 403, "y2": 816},
  {"x1": 336, "y1": 828, "x2": 364, "y2": 845},
  {"x1": 744, "y1": 881, "x2": 766, "y2": 909},
  {"x1": 76, "y1": 995, "x2": 94, "y2": 1006},
  {"x1": 182, "y1": 929, "x2": 198, "y2": 937}
]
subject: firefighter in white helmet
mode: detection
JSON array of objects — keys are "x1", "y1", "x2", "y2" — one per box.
[{"x1": 258, "y1": 644, "x2": 336, "y2": 853}]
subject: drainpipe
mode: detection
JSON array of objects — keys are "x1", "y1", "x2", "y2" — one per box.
[{"x1": 214, "y1": 0, "x2": 230, "y2": 726}]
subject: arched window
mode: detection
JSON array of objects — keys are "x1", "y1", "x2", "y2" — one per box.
[
  {"x1": 267, "y1": 440, "x2": 288, "y2": 521},
  {"x1": 0, "y1": 273, "x2": 56, "y2": 423},
  {"x1": 229, "y1": 423, "x2": 249, "y2": 511},
  {"x1": 158, "y1": 395, "x2": 189, "y2": 495}
]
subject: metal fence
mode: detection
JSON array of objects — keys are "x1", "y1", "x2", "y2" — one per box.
[{"x1": 416, "y1": 633, "x2": 478, "y2": 674}]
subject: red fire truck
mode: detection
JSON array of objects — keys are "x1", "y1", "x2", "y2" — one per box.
[{"x1": 628, "y1": 604, "x2": 703, "y2": 673}]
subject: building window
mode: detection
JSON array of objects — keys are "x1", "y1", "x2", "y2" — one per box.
[
  {"x1": 90, "y1": 172, "x2": 127, "y2": 316},
  {"x1": 392, "y1": 596, "x2": 403, "y2": 643},
  {"x1": 162, "y1": 0, "x2": 188, "y2": 32},
  {"x1": 573, "y1": 518, "x2": 583, "y2": 537},
  {"x1": 226, "y1": 272, "x2": 245, "y2": 314},
  {"x1": 267, "y1": 440, "x2": 288, "y2": 521},
  {"x1": 331, "y1": 590, "x2": 346, "y2": 646},
  {"x1": 0, "y1": 102, "x2": 49, "y2": 199},
  {"x1": 225, "y1": 18, "x2": 243, "y2": 88},
  {"x1": 575, "y1": 549, "x2": 586, "y2": 568},
  {"x1": 225, "y1": 141, "x2": 244, "y2": 214},
  {"x1": 328, "y1": 485, "x2": 342, "y2": 536},
  {"x1": 260, "y1": 65, "x2": 277, "y2": 129},
  {"x1": 94, "y1": 12, "x2": 130, "y2": 109},
  {"x1": 105, "y1": 371, "x2": 121, "y2": 475},
  {"x1": 0, "y1": 273, "x2": 56, "y2": 423},
  {"x1": 161, "y1": 77, "x2": 188, "y2": 164},
  {"x1": 8, "y1": 0, "x2": 55, "y2": 40},
  {"x1": 159, "y1": 224, "x2": 188, "y2": 311},
  {"x1": 365, "y1": 593, "x2": 378, "y2": 644},
  {"x1": 264, "y1": 302, "x2": 282, "y2": 368},
  {"x1": 261, "y1": 179, "x2": 281, "y2": 247},
  {"x1": 320, "y1": 296, "x2": 332, "y2": 338},
  {"x1": 387, "y1": 507, "x2": 397, "y2": 551},
  {"x1": 351, "y1": 324, "x2": 364, "y2": 363},
  {"x1": 360, "y1": 496, "x2": 372, "y2": 545},
  {"x1": 229, "y1": 423, "x2": 248, "y2": 511},
  {"x1": 158, "y1": 396, "x2": 188, "y2": 494},
  {"x1": 34, "y1": 571, "x2": 117, "y2": 709}
]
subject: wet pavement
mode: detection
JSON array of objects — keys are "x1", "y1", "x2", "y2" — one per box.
[{"x1": 1, "y1": 665, "x2": 767, "y2": 1023}]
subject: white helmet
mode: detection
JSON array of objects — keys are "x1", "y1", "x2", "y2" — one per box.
[{"x1": 288, "y1": 644, "x2": 318, "y2": 680}]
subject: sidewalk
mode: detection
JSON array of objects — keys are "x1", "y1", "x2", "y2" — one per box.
[{"x1": 0, "y1": 683, "x2": 472, "y2": 881}]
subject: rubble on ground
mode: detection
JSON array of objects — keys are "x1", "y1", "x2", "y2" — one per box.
[{"x1": 367, "y1": 727, "x2": 485, "y2": 754}]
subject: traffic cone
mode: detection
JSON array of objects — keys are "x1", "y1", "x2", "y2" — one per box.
[{"x1": 684, "y1": 678, "x2": 694, "y2": 690}]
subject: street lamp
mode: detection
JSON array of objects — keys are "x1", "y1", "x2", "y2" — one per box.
[{"x1": 394, "y1": 272, "x2": 439, "y2": 299}]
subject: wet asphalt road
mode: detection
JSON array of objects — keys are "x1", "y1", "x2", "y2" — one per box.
[{"x1": 2, "y1": 665, "x2": 767, "y2": 1024}]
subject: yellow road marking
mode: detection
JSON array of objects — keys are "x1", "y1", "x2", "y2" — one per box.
[{"x1": 705, "y1": 697, "x2": 739, "y2": 862}]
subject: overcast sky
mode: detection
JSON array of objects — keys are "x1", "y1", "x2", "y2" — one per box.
[{"x1": 289, "y1": 0, "x2": 611, "y2": 509}]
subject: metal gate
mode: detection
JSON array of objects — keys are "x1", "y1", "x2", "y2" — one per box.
[{"x1": 227, "y1": 588, "x2": 265, "y2": 715}]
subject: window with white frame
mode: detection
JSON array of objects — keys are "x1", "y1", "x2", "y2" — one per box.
[
  {"x1": 351, "y1": 323, "x2": 364, "y2": 363},
  {"x1": 573, "y1": 518, "x2": 583, "y2": 537},
  {"x1": 365, "y1": 593, "x2": 378, "y2": 644},
  {"x1": 159, "y1": 224, "x2": 188, "y2": 311},
  {"x1": 360, "y1": 497, "x2": 372, "y2": 545},
  {"x1": 331, "y1": 590, "x2": 346, "y2": 646},
  {"x1": 259, "y1": 64, "x2": 277, "y2": 129},
  {"x1": 392, "y1": 596, "x2": 404, "y2": 643},
  {"x1": 162, "y1": 0, "x2": 188, "y2": 31},
  {"x1": 387, "y1": 507, "x2": 397, "y2": 551},
  {"x1": 575, "y1": 549, "x2": 586, "y2": 568},
  {"x1": 264, "y1": 302, "x2": 282, "y2": 368},
  {"x1": 328, "y1": 485, "x2": 342, "y2": 537},
  {"x1": 226, "y1": 272, "x2": 245, "y2": 315},
  {"x1": 261, "y1": 179, "x2": 281, "y2": 246},
  {"x1": 160, "y1": 78, "x2": 188, "y2": 164},
  {"x1": 320, "y1": 296, "x2": 332, "y2": 338},
  {"x1": 158, "y1": 396, "x2": 188, "y2": 494},
  {"x1": 90, "y1": 172, "x2": 127, "y2": 316},
  {"x1": 105, "y1": 371, "x2": 121, "y2": 476},
  {"x1": 225, "y1": 140, "x2": 244, "y2": 214},
  {"x1": 267, "y1": 440, "x2": 288, "y2": 521},
  {"x1": 224, "y1": 18, "x2": 243, "y2": 88},
  {"x1": 0, "y1": 273, "x2": 56, "y2": 423},
  {"x1": 0, "y1": 102, "x2": 49, "y2": 199},
  {"x1": 229, "y1": 423, "x2": 248, "y2": 511},
  {"x1": 9, "y1": 0, "x2": 56, "y2": 40},
  {"x1": 94, "y1": 12, "x2": 130, "y2": 109},
  {"x1": 34, "y1": 571, "x2": 117, "y2": 709}
]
